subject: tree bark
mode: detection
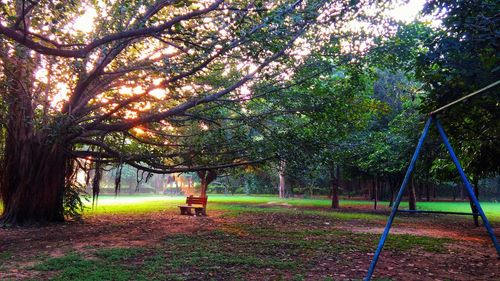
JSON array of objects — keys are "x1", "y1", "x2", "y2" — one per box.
[
  {"x1": 408, "y1": 177, "x2": 417, "y2": 211},
  {"x1": 388, "y1": 177, "x2": 395, "y2": 207},
  {"x1": 128, "y1": 176, "x2": 136, "y2": 194},
  {"x1": 469, "y1": 178, "x2": 480, "y2": 227},
  {"x1": 0, "y1": 139, "x2": 69, "y2": 225},
  {"x1": 417, "y1": 182, "x2": 423, "y2": 201},
  {"x1": 330, "y1": 164, "x2": 339, "y2": 209},
  {"x1": 373, "y1": 177, "x2": 378, "y2": 210},
  {"x1": 0, "y1": 37, "x2": 69, "y2": 225},
  {"x1": 426, "y1": 183, "x2": 430, "y2": 201},
  {"x1": 278, "y1": 161, "x2": 286, "y2": 198},
  {"x1": 197, "y1": 170, "x2": 217, "y2": 198}
]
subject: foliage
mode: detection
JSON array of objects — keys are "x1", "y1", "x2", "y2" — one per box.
[
  {"x1": 418, "y1": 0, "x2": 500, "y2": 181},
  {"x1": 62, "y1": 182, "x2": 88, "y2": 221}
]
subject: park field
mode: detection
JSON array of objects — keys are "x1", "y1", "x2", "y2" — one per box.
[
  {"x1": 87, "y1": 194, "x2": 500, "y2": 221},
  {"x1": 1, "y1": 195, "x2": 499, "y2": 280}
]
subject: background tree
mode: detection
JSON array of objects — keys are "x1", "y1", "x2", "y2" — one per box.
[{"x1": 417, "y1": 0, "x2": 500, "y2": 224}]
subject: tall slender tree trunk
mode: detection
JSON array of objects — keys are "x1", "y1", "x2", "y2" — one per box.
[
  {"x1": 278, "y1": 161, "x2": 286, "y2": 198},
  {"x1": 408, "y1": 177, "x2": 417, "y2": 211},
  {"x1": 388, "y1": 177, "x2": 396, "y2": 207},
  {"x1": 347, "y1": 180, "x2": 352, "y2": 199},
  {"x1": 469, "y1": 178, "x2": 480, "y2": 227},
  {"x1": 174, "y1": 178, "x2": 179, "y2": 195},
  {"x1": 330, "y1": 164, "x2": 339, "y2": 209},
  {"x1": 128, "y1": 176, "x2": 136, "y2": 194},
  {"x1": 417, "y1": 182, "x2": 423, "y2": 201},
  {"x1": 367, "y1": 179, "x2": 372, "y2": 201},
  {"x1": 373, "y1": 177, "x2": 378, "y2": 210},
  {"x1": 356, "y1": 175, "x2": 363, "y2": 195}
]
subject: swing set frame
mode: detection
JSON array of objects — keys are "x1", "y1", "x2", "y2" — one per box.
[{"x1": 364, "y1": 81, "x2": 500, "y2": 280}]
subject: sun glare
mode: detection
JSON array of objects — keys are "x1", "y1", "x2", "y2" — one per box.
[
  {"x1": 73, "y1": 7, "x2": 97, "y2": 33},
  {"x1": 149, "y1": 88, "x2": 167, "y2": 99},
  {"x1": 132, "y1": 127, "x2": 146, "y2": 135},
  {"x1": 51, "y1": 82, "x2": 70, "y2": 108}
]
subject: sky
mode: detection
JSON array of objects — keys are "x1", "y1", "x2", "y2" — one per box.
[{"x1": 387, "y1": 0, "x2": 428, "y2": 23}]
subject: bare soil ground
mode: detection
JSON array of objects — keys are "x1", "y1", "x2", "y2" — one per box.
[{"x1": 0, "y1": 206, "x2": 499, "y2": 280}]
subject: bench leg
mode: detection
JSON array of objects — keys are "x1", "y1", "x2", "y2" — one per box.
[{"x1": 180, "y1": 207, "x2": 193, "y2": 215}]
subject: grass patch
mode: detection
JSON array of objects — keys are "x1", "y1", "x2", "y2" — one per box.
[
  {"x1": 0, "y1": 251, "x2": 13, "y2": 261},
  {"x1": 79, "y1": 195, "x2": 500, "y2": 222},
  {"x1": 385, "y1": 234, "x2": 452, "y2": 253},
  {"x1": 212, "y1": 203, "x2": 386, "y2": 221},
  {"x1": 163, "y1": 231, "x2": 299, "y2": 271},
  {"x1": 33, "y1": 247, "x2": 144, "y2": 281},
  {"x1": 95, "y1": 247, "x2": 144, "y2": 261},
  {"x1": 152, "y1": 226, "x2": 451, "y2": 279}
]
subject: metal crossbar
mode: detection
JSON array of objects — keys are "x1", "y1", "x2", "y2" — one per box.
[
  {"x1": 397, "y1": 210, "x2": 480, "y2": 216},
  {"x1": 429, "y1": 80, "x2": 500, "y2": 115}
]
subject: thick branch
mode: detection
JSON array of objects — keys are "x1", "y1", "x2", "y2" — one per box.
[{"x1": 87, "y1": 27, "x2": 306, "y2": 132}]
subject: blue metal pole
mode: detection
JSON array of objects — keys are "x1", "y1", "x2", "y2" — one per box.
[
  {"x1": 435, "y1": 118, "x2": 500, "y2": 257},
  {"x1": 365, "y1": 117, "x2": 433, "y2": 280}
]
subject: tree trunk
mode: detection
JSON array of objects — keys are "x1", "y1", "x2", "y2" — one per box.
[
  {"x1": 330, "y1": 164, "x2": 339, "y2": 209},
  {"x1": 0, "y1": 139, "x2": 69, "y2": 225},
  {"x1": 0, "y1": 39, "x2": 69, "y2": 225},
  {"x1": 128, "y1": 176, "x2": 136, "y2": 194},
  {"x1": 347, "y1": 180, "x2": 352, "y2": 199},
  {"x1": 197, "y1": 170, "x2": 217, "y2": 198},
  {"x1": 174, "y1": 178, "x2": 179, "y2": 195},
  {"x1": 469, "y1": 178, "x2": 480, "y2": 227},
  {"x1": 408, "y1": 177, "x2": 417, "y2": 211},
  {"x1": 356, "y1": 175, "x2": 363, "y2": 195},
  {"x1": 367, "y1": 179, "x2": 372, "y2": 201},
  {"x1": 278, "y1": 161, "x2": 286, "y2": 198},
  {"x1": 373, "y1": 177, "x2": 378, "y2": 210},
  {"x1": 417, "y1": 182, "x2": 423, "y2": 201}
]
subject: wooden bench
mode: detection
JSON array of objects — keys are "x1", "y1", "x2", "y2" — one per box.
[{"x1": 178, "y1": 196, "x2": 207, "y2": 216}]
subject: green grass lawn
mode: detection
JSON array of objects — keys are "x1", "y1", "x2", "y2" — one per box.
[
  {"x1": 85, "y1": 194, "x2": 500, "y2": 222},
  {"x1": 0, "y1": 194, "x2": 498, "y2": 221}
]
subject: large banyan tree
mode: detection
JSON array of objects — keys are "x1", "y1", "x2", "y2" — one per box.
[{"x1": 0, "y1": 0, "x2": 388, "y2": 225}]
